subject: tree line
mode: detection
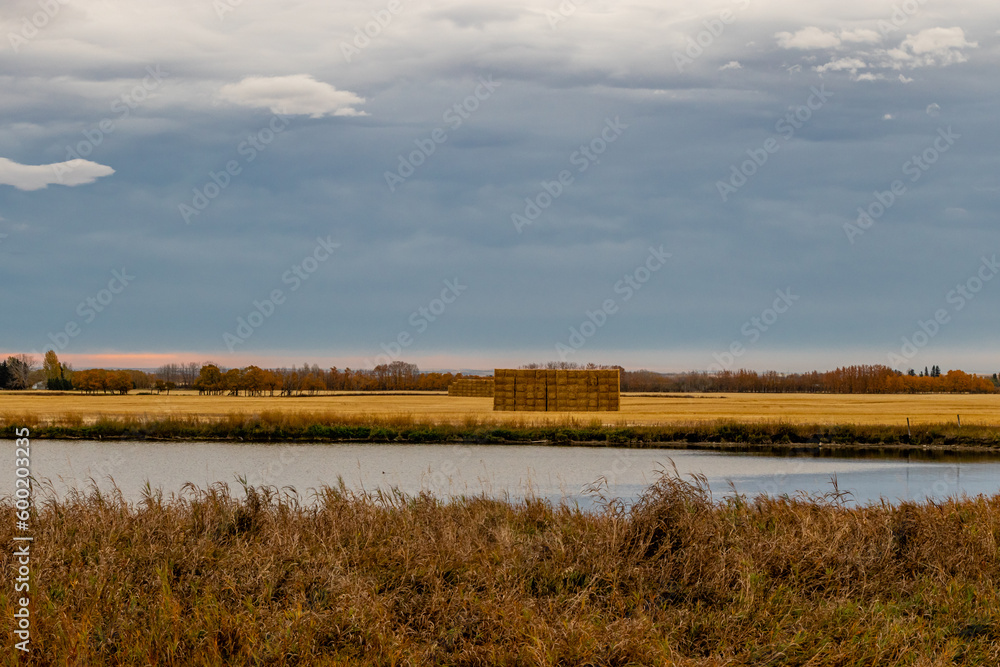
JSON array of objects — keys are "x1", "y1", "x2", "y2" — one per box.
[
  {"x1": 524, "y1": 362, "x2": 998, "y2": 393},
  {"x1": 2, "y1": 352, "x2": 997, "y2": 395},
  {"x1": 191, "y1": 361, "x2": 474, "y2": 395},
  {"x1": 0, "y1": 352, "x2": 479, "y2": 395},
  {"x1": 622, "y1": 365, "x2": 998, "y2": 394}
]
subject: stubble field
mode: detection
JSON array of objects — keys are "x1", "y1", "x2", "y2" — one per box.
[{"x1": 0, "y1": 390, "x2": 997, "y2": 427}]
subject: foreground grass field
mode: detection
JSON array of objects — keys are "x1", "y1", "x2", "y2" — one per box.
[
  {"x1": 4, "y1": 476, "x2": 1000, "y2": 665},
  {"x1": 2, "y1": 390, "x2": 999, "y2": 426}
]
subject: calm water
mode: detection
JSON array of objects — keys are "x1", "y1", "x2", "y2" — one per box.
[{"x1": 3, "y1": 440, "x2": 1000, "y2": 508}]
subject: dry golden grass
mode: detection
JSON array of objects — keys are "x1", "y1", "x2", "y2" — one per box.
[
  {"x1": 4, "y1": 477, "x2": 1000, "y2": 665},
  {"x1": 1, "y1": 390, "x2": 998, "y2": 427}
]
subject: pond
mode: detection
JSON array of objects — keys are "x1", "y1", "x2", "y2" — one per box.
[{"x1": 3, "y1": 440, "x2": 999, "y2": 508}]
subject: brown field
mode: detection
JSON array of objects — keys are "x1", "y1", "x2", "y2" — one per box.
[{"x1": 1, "y1": 389, "x2": 997, "y2": 427}]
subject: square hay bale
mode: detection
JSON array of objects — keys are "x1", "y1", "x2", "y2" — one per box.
[
  {"x1": 494, "y1": 368, "x2": 619, "y2": 411},
  {"x1": 450, "y1": 378, "x2": 495, "y2": 397}
]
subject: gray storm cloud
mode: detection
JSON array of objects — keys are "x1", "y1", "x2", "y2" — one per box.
[{"x1": 1, "y1": 0, "x2": 998, "y2": 372}]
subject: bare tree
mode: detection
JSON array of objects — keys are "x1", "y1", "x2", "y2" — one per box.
[
  {"x1": 5, "y1": 354, "x2": 37, "y2": 389},
  {"x1": 387, "y1": 361, "x2": 419, "y2": 389},
  {"x1": 156, "y1": 364, "x2": 180, "y2": 384},
  {"x1": 181, "y1": 362, "x2": 200, "y2": 387}
]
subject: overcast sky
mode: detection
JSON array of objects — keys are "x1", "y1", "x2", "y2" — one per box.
[{"x1": 1, "y1": 0, "x2": 997, "y2": 373}]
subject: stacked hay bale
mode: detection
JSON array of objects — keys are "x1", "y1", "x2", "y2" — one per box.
[
  {"x1": 513, "y1": 369, "x2": 548, "y2": 411},
  {"x1": 512, "y1": 369, "x2": 530, "y2": 411},
  {"x1": 553, "y1": 370, "x2": 571, "y2": 411},
  {"x1": 597, "y1": 369, "x2": 620, "y2": 411},
  {"x1": 493, "y1": 369, "x2": 516, "y2": 410},
  {"x1": 447, "y1": 378, "x2": 495, "y2": 397},
  {"x1": 544, "y1": 369, "x2": 557, "y2": 410},
  {"x1": 493, "y1": 369, "x2": 619, "y2": 411}
]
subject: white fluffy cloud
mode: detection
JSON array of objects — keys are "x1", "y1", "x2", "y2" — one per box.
[
  {"x1": 801, "y1": 25, "x2": 978, "y2": 79},
  {"x1": 718, "y1": 60, "x2": 742, "y2": 71},
  {"x1": 815, "y1": 57, "x2": 867, "y2": 74},
  {"x1": 218, "y1": 75, "x2": 366, "y2": 118},
  {"x1": 889, "y1": 27, "x2": 978, "y2": 67},
  {"x1": 775, "y1": 26, "x2": 881, "y2": 50},
  {"x1": 0, "y1": 158, "x2": 114, "y2": 191},
  {"x1": 776, "y1": 27, "x2": 841, "y2": 49},
  {"x1": 839, "y1": 29, "x2": 880, "y2": 44}
]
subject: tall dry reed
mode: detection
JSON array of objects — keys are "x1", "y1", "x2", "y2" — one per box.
[{"x1": 2, "y1": 473, "x2": 1000, "y2": 665}]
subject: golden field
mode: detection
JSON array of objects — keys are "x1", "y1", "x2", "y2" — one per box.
[{"x1": 1, "y1": 389, "x2": 997, "y2": 426}]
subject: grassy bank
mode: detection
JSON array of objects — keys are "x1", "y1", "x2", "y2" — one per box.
[
  {"x1": 3, "y1": 411, "x2": 1000, "y2": 450},
  {"x1": 4, "y1": 476, "x2": 1000, "y2": 665}
]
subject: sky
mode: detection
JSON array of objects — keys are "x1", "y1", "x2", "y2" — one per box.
[{"x1": 0, "y1": 0, "x2": 998, "y2": 374}]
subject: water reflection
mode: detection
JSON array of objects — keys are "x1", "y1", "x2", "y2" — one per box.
[{"x1": 3, "y1": 440, "x2": 999, "y2": 509}]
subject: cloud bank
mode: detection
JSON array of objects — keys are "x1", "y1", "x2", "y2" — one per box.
[
  {"x1": 0, "y1": 158, "x2": 114, "y2": 191},
  {"x1": 218, "y1": 75, "x2": 367, "y2": 118}
]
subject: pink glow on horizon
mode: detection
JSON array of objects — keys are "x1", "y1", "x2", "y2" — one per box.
[{"x1": 1, "y1": 348, "x2": 994, "y2": 375}]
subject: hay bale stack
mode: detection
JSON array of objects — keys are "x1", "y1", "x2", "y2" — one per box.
[
  {"x1": 493, "y1": 368, "x2": 620, "y2": 412},
  {"x1": 527, "y1": 369, "x2": 546, "y2": 412},
  {"x1": 447, "y1": 378, "x2": 495, "y2": 397},
  {"x1": 596, "y1": 369, "x2": 620, "y2": 411},
  {"x1": 514, "y1": 369, "x2": 532, "y2": 412},
  {"x1": 553, "y1": 370, "x2": 570, "y2": 411},
  {"x1": 493, "y1": 369, "x2": 516, "y2": 411}
]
